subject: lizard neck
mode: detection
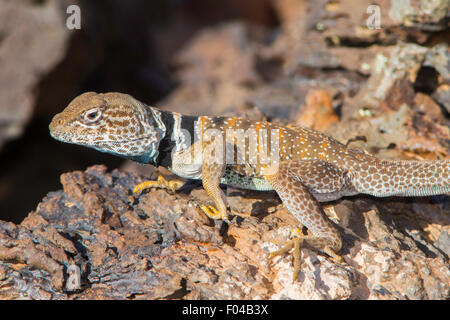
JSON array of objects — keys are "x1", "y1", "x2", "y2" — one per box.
[{"x1": 149, "y1": 109, "x2": 198, "y2": 168}]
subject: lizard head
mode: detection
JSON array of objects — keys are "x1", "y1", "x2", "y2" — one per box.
[{"x1": 49, "y1": 92, "x2": 166, "y2": 163}]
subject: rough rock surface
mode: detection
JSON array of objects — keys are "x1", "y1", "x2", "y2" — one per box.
[{"x1": 0, "y1": 165, "x2": 448, "y2": 299}]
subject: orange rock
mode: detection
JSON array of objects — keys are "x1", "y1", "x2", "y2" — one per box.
[{"x1": 295, "y1": 90, "x2": 339, "y2": 131}]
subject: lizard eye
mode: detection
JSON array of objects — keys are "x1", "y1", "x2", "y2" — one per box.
[{"x1": 84, "y1": 108, "x2": 102, "y2": 123}]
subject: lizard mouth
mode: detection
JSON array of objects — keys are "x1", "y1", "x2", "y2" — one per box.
[{"x1": 50, "y1": 131, "x2": 154, "y2": 145}]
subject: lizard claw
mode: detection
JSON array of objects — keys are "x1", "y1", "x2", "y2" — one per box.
[{"x1": 200, "y1": 204, "x2": 230, "y2": 223}]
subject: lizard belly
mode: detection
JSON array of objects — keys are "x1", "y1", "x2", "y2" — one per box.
[
  {"x1": 168, "y1": 163, "x2": 202, "y2": 180},
  {"x1": 221, "y1": 168, "x2": 273, "y2": 191},
  {"x1": 169, "y1": 144, "x2": 203, "y2": 179},
  {"x1": 169, "y1": 145, "x2": 273, "y2": 190},
  {"x1": 168, "y1": 164, "x2": 273, "y2": 190}
]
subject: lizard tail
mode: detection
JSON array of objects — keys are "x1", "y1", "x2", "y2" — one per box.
[{"x1": 352, "y1": 159, "x2": 450, "y2": 197}]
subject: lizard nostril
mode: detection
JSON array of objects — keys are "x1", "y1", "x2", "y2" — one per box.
[{"x1": 57, "y1": 119, "x2": 64, "y2": 125}]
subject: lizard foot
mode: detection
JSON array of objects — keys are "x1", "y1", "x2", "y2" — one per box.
[
  {"x1": 133, "y1": 172, "x2": 185, "y2": 195},
  {"x1": 200, "y1": 204, "x2": 230, "y2": 223},
  {"x1": 268, "y1": 228, "x2": 303, "y2": 281},
  {"x1": 268, "y1": 228, "x2": 344, "y2": 281}
]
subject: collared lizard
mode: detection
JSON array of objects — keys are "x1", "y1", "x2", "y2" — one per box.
[{"x1": 49, "y1": 92, "x2": 450, "y2": 280}]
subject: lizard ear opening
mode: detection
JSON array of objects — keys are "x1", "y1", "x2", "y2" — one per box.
[{"x1": 84, "y1": 108, "x2": 102, "y2": 123}]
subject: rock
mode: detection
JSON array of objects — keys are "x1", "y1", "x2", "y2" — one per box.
[
  {"x1": 163, "y1": 23, "x2": 263, "y2": 116},
  {"x1": 433, "y1": 84, "x2": 450, "y2": 114},
  {"x1": 272, "y1": 0, "x2": 449, "y2": 46},
  {"x1": 163, "y1": 20, "x2": 365, "y2": 123},
  {"x1": 295, "y1": 90, "x2": 339, "y2": 131},
  {"x1": 352, "y1": 44, "x2": 428, "y2": 111},
  {"x1": 414, "y1": 92, "x2": 444, "y2": 121},
  {"x1": 347, "y1": 43, "x2": 449, "y2": 117},
  {"x1": 386, "y1": 0, "x2": 450, "y2": 31},
  {"x1": 0, "y1": 0, "x2": 69, "y2": 150},
  {"x1": 0, "y1": 165, "x2": 448, "y2": 299},
  {"x1": 436, "y1": 231, "x2": 450, "y2": 257},
  {"x1": 330, "y1": 43, "x2": 450, "y2": 160}
]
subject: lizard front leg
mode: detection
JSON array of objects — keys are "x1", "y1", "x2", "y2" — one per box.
[
  {"x1": 200, "y1": 141, "x2": 229, "y2": 222},
  {"x1": 133, "y1": 170, "x2": 186, "y2": 194}
]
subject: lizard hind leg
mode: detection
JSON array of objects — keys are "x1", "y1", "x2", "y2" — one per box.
[{"x1": 265, "y1": 162, "x2": 344, "y2": 280}]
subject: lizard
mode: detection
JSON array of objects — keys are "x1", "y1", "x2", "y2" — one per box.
[{"x1": 49, "y1": 92, "x2": 450, "y2": 280}]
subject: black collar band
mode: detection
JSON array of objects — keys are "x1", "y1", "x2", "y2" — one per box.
[{"x1": 151, "y1": 110, "x2": 198, "y2": 168}]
